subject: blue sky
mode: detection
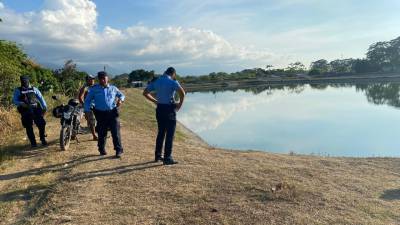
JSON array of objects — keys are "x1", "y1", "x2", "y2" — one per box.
[{"x1": 1, "y1": 0, "x2": 399, "y2": 75}]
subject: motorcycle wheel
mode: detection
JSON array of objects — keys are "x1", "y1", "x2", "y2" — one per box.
[{"x1": 60, "y1": 125, "x2": 72, "y2": 150}]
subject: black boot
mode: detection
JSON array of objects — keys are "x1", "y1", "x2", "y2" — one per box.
[{"x1": 26, "y1": 126, "x2": 37, "y2": 148}]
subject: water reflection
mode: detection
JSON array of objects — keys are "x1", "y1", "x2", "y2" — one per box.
[
  {"x1": 179, "y1": 90, "x2": 275, "y2": 132},
  {"x1": 356, "y1": 83, "x2": 400, "y2": 108},
  {"x1": 179, "y1": 82, "x2": 400, "y2": 157},
  {"x1": 190, "y1": 82, "x2": 400, "y2": 109}
]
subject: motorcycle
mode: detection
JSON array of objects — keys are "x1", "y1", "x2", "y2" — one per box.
[{"x1": 52, "y1": 97, "x2": 82, "y2": 150}]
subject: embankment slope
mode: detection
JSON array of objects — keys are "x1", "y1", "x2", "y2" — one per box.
[{"x1": 1, "y1": 89, "x2": 400, "y2": 225}]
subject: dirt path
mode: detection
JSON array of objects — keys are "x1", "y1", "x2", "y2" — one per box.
[{"x1": 1, "y1": 89, "x2": 400, "y2": 225}]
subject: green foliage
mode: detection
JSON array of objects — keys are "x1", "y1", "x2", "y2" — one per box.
[
  {"x1": 111, "y1": 73, "x2": 129, "y2": 88},
  {"x1": 54, "y1": 60, "x2": 87, "y2": 97},
  {"x1": 285, "y1": 62, "x2": 306, "y2": 74},
  {"x1": 352, "y1": 59, "x2": 379, "y2": 73},
  {"x1": 0, "y1": 41, "x2": 28, "y2": 105},
  {"x1": 128, "y1": 69, "x2": 155, "y2": 83},
  {"x1": 367, "y1": 36, "x2": 400, "y2": 72},
  {"x1": 329, "y1": 59, "x2": 354, "y2": 73},
  {"x1": 0, "y1": 40, "x2": 67, "y2": 106},
  {"x1": 309, "y1": 59, "x2": 330, "y2": 75}
]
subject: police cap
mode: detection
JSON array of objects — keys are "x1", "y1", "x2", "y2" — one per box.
[
  {"x1": 20, "y1": 75, "x2": 29, "y2": 81},
  {"x1": 97, "y1": 71, "x2": 108, "y2": 79}
]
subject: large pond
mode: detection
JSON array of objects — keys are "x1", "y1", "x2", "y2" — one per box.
[{"x1": 178, "y1": 82, "x2": 400, "y2": 157}]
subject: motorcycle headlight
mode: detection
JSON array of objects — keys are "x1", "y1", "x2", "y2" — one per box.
[{"x1": 63, "y1": 111, "x2": 72, "y2": 120}]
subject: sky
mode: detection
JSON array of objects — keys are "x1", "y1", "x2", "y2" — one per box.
[{"x1": 0, "y1": 0, "x2": 399, "y2": 75}]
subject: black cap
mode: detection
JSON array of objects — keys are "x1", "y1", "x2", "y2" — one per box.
[
  {"x1": 165, "y1": 67, "x2": 176, "y2": 76},
  {"x1": 97, "y1": 71, "x2": 108, "y2": 78},
  {"x1": 20, "y1": 75, "x2": 29, "y2": 81}
]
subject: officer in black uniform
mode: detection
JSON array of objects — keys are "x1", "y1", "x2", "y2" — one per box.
[{"x1": 13, "y1": 75, "x2": 48, "y2": 148}]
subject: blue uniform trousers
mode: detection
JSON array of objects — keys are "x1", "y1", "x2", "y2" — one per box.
[
  {"x1": 19, "y1": 107, "x2": 46, "y2": 146},
  {"x1": 93, "y1": 108, "x2": 123, "y2": 154},
  {"x1": 155, "y1": 104, "x2": 177, "y2": 160}
]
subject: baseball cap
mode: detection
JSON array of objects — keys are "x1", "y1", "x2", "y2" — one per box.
[
  {"x1": 86, "y1": 74, "x2": 95, "y2": 80},
  {"x1": 97, "y1": 71, "x2": 108, "y2": 78}
]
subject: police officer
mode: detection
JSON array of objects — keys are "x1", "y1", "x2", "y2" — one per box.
[
  {"x1": 84, "y1": 71, "x2": 125, "y2": 158},
  {"x1": 13, "y1": 75, "x2": 48, "y2": 148},
  {"x1": 143, "y1": 67, "x2": 185, "y2": 165},
  {"x1": 78, "y1": 74, "x2": 97, "y2": 141}
]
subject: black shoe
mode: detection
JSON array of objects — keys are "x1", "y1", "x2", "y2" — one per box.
[
  {"x1": 99, "y1": 151, "x2": 107, "y2": 156},
  {"x1": 31, "y1": 143, "x2": 38, "y2": 148},
  {"x1": 115, "y1": 152, "x2": 122, "y2": 159},
  {"x1": 41, "y1": 140, "x2": 48, "y2": 147},
  {"x1": 155, "y1": 156, "x2": 163, "y2": 162},
  {"x1": 163, "y1": 158, "x2": 178, "y2": 165}
]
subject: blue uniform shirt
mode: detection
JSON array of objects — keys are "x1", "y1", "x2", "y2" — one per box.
[
  {"x1": 146, "y1": 74, "x2": 182, "y2": 104},
  {"x1": 84, "y1": 84, "x2": 125, "y2": 112},
  {"x1": 13, "y1": 86, "x2": 47, "y2": 110}
]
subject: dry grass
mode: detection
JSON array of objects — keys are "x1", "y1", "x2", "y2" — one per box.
[
  {"x1": 0, "y1": 94, "x2": 68, "y2": 163},
  {"x1": 1, "y1": 88, "x2": 400, "y2": 225},
  {"x1": 0, "y1": 107, "x2": 21, "y2": 145}
]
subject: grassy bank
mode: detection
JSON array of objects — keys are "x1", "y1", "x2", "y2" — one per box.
[{"x1": 0, "y1": 89, "x2": 399, "y2": 224}]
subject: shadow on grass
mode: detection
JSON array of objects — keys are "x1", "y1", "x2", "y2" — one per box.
[
  {"x1": 0, "y1": 184, "x2": 50, "y2": 202},
  {"x1": 380, "y1": 189, "x2": 400, "y2": 201},
  {"x1": 0, "y1": 139, "x2": 59, "y2": 162},
  {"x1": 66, "y1": 161, "x2": 162, "y2": 182},
  {"x1": 0, "y1": 154, "x2": 108, "y2": 181},
  {"x1": 0, "y1": 183, "x2": 56, "y2": 223}
]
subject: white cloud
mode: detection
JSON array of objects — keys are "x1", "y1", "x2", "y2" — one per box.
[
  {"x1": 178, "y1": 85, "x2": 368, "y2": 133},
  {"x1": 0, "y1": 0, "x2": 275, "y2": 74},
  {"x1": 0, "y1": 2, "x2": 4, "y2": 9},
  {"x1": 179, "y1": 91, "x2": 274, "y2": 132}
]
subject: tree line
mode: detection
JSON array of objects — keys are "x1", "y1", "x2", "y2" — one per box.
[
  {"x1": 307, "y1": 36, "x2": 399, "y2": 75},
  {"x1": 2, "y1": 34, "x2": 400, "y2": 104},
  {"x1": 112, "y1": 36, "x2": 400, "y2": 86},
  {"x1": 178, "y1": 36, "x2": 400, "y2": 84},
  {"x1": 0, "y1": 40, "x2": 88, "y2": 106}
]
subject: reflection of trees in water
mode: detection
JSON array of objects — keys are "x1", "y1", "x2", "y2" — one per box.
[
  {"x1": 192, "y1": 82, "x2": 400, "y2": 109},
  {"x1": 355, "y1": 83, "x2": 400, "y2": 108},
  {"x1": 195, "y1": 84, "x2": 307, "y2": 95},
  {"x1": 242, "y1": 84, "x2": 305, "y2": 95},
  {"x1": 309, "y1": 84, "x2": 329, "y2": 90}
]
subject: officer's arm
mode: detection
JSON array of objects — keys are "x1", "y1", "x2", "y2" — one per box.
[
  {"x1": 78, "y1": 86, "x2": 85, "y2": 104},
  {"x1": 34, "y1": 88, "x2": 47, "y2": 111},
  {"x1": 176, "y1": 86, "x2": 185, "y2": 111},
  {"x1": 143, "y1": 87, "x2": 157, "y2": 105},
  {"x1": 114, "y1": 87, "x2": 125, "y2": 107},
  {"x1": 84, "y1": 88, "x2": 94, "y2": 112},
  {"x1": 142, "y1": 82, "x2": 157, "y2": 105},
  {"x1": 115, "y1": 87, "x2": 125, "y2": 102},
  {"x1": 12, "y1": 88, "x2": 24, "y2": 107}
]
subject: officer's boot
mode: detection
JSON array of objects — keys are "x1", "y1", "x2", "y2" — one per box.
[
  {"x1": 39, "y1": 125, "x2": 47, "y2": 146},
  {"x1": 26, "y1": 126, "x2": 37, "y2": 148}
]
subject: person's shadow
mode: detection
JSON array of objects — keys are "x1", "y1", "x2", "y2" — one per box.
[
  {"x1": 0, "y1": 156, "x2": 162, "y2": 204},
  {"x1": 0, "y1": 139, "x2": 59, "y2": 160},
  {"x1": 0, "y1": 154, "x2": 107, "y2": 181},
  {"x1": 380, "y1": 189, "x2": 400, "y2": 201},
  {"x1": 66, "y1": 161, "x2": 162, "y2": 182}
]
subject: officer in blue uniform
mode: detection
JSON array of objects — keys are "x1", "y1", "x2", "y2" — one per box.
[
  {"x1": 84, "y1": 71, "x2": 125, "y2": 158},
  {"x1": 143, "y1": 67, "x2": 185, "y2": 165},
  {"x1": 13, "y1": 75, "x2": 48, "y2": 147}
]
